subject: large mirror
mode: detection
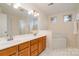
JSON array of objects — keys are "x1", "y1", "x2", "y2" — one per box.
[
  {"x1": 0, "y1": 13, "x2": 7, "y2": 37},
  {"x1": 0, "y1": 3, "x2": 38, "y2": 38},
  {"x1": 28, "y1": 14, "x2": 38, "y2": 34}
]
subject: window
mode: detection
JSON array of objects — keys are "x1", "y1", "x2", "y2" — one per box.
[
  {"x1": 51, "y1": 17, "x2": 57, "y2": 23},
  {"x1": 64, "y1": 15, "x2": 72, "y2": 22}
]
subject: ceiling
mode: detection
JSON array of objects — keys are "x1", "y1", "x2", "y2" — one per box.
[{"x1": 26, "y1": 3, "x2": 79, "y2": 16}]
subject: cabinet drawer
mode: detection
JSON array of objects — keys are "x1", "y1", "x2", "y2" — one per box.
[
  {"x1": 10, "y1": 53, "x2": 17, "y2": 56},
  {"x1": 0, "y1": 46, "x2": 17, "y2": 56},
  {"x1": 19, "y1": 47, "x2": 30, "y2": 56},
  {"x1": 30, "y1": 39, "x2": 38, "y2": 45},
  {"x1": 31, "y1": 44, "x2": 38, "y2": 52},
  {"x1": 18, "y1": 41, "x2": 30, "y2": 51},
  {"x1": 31, "y1": 49, "x2": 38, "y2": 56}
]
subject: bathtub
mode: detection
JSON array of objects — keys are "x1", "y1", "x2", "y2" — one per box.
[{"x1": 52, "y1": 33, "x2": 67, "y2": 49}]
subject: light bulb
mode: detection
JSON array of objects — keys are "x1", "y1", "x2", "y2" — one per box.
[
  {"x1": 34, "y1": 13, "x2": 39, "y2": 17},
  {"x1": 34, "y1": 14, "x2": 37, "y2": 17},
  {"x1": 28, "y1": 10, "x2": 33, "y2": 15},
  {"x1": 13, "y1": 3, "x2": 21, "y2": 9},
  {"x1": 37, "y1": 13, "x2": 39, "y2": 16},
  {"x1": 34, "y1": 12, "x2": 37, "y2": 17}
]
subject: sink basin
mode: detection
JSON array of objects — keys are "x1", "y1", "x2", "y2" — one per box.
[{"x1": 0, "y1": 37, "x2": 17, "y2": 46}]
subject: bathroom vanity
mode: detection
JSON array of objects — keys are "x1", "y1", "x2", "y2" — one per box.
[
  {"x1": 0, "y1": 35, "x2": 46, "y2": 56},
  {"x1": 0, "y1": 4, "x2": 46, "y2": 56}
]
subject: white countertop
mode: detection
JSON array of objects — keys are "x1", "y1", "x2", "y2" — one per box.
[{"x1": 0, "y1": 34, "x2": 46, "y2": 50}]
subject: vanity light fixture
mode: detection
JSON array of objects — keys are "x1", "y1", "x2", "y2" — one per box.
[
  {"x1": 28, "y1": 10, "x2": 39, "y2": 17},
  {"x1": 33, "y1": 10, "x2": 39, "y2": 16},
  {"x1": 7, "y1": 3, "x2": 39, "y2": 17},
  {"x1": 13, "y1": 3, "x2": 21, "y2": 9},
  {"x1": 28, "y1": 10, "x2": 33, "y2": 15},
  {"x1": 34, "y1": 11, "x2": 37, "y2": 17},
  {"x1": 36, "y1": 13, "x2": 39, "y2": 16},
  {"x1": 34, "y1": 14, "x2": 37, "y2": 17},
  {"x1": 34, "y1": 13, "x2": 39, "y2": 17}
]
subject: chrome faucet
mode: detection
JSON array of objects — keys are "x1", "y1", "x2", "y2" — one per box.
[
  {"x1": 7, "y1": 34, "x2": 13, "y2": 41},
  {"x1": 33, "y1": 32, "x2": 38, "y2": 36}
]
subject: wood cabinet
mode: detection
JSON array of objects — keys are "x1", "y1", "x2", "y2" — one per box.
[
  {"x1": 30, "y1": 39, "x2": 39, "y2": 56},
  {"x1": 18, "y1": 41, "x2": 30, "y2": 56},
  {"x1": 38, "y1": 37, "x2": 43, "y2": 54},
  {"x1": 42, "y1": 36, "x2": 46, "y2": 50},
  {"x1": 0, "y1": 36, "x2": 46, "y2": 56},
  {"x1": 0, "y1": 46, "x2": 17, "y2": 56},
  {"x1": 18, "y1": 48, "x2": 30, "y2": 56},
  {"x1": 10, "y1": 53, "x2": 17, "y2": 56},
  {"x1": 38, "y1": 36, "x2": 46, "y2": 54}
]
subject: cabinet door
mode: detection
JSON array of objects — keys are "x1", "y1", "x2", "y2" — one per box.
[
  {"x1": 19, "y1": 47, "x2": 30, "y2": 56},
  {"x1": 31, "y1": 49, "x2": 38, "y2": 56},
  {"x1": 38, "y1": 37, "x2": 43, "y2": 54},
  {"x1": 42, "y1": 36, "x2": 46, "y2": 50},
  {"x1": 18, "y1": 41, "x2": 30, "y2": 51},
  {"x1": 38, "y1": 36, "x2": 46, "y2": 54},
  {"x1": 0, "y1": 46, "x2": 17, "y2": 56},
  {"x1": 10, "y1": 53, "x2": 17, "y2": 56},
  {"x1": 18, "y1": 41, "x2": 30, "y2": 56},
  {"x1": 30, "y1": 39, "x2": 39, "y2": 56}
]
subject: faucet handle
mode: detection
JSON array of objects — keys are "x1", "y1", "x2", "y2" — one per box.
[{"x1": 7, "y1": 35, "x2": 13, "y2": 41}]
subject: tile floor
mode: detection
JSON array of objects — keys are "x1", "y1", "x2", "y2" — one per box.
[{"x1": 39, "y1": 48, "x2": 79, "y2": 56}]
